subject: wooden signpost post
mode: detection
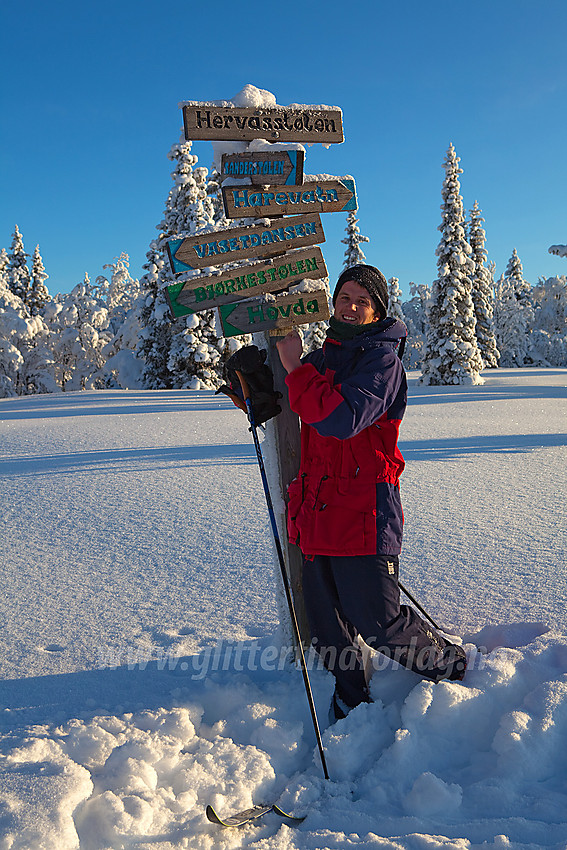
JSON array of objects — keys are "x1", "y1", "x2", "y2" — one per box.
[
  {"x1": 166, "y1": 95, "x2": 350, "y2": 651},
  {"x1": 220, "y1": 150, "x2": 304, "y2": 186}
]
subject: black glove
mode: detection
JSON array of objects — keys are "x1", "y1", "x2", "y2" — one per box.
[{"x1": 217, "y1": 345, "x2": 282, "y2": 425}]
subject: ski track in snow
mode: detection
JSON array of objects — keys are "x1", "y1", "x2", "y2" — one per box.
[{"x1": 0, "y1": 369, "x2": 566, "y2": 850}]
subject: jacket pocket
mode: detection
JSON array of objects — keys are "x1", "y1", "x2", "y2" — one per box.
[{"x1": 306, "y1": 475, "x2": 376, "y2": 554}]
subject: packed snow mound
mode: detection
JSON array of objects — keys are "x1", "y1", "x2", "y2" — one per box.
[{"x1": 2, "y1": 631, "x2": 567, "y2": 848}]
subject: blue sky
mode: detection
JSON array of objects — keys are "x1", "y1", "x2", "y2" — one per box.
[{"x1": 2, "y1": 0, "x2": 566, "y2": 299}]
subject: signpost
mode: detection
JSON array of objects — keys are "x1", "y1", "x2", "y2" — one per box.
[
  {"x1": 165, "y1": 247, "x2": 327, "y2": 318},
  {"x1": 182, "y1": 104, "x2": 343, "y2": 144},
  {"x1": 218, "y1": 288, "x2": 330, "y2": 338},
  {"x1": 222, "y1": 178, "x2": 357, "y2": 219},
  {"x1": 164, "y1": 92, "x2": 354, "y2": 653},
  {"x1": 220, "y1": 150, "x2": 304, "y2": 186},
  {"x1": 167, "y1": 213, "x2": 325, "y2": 273}
]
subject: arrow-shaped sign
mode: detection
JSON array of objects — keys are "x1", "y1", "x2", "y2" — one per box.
[
  {"x1": 220, "y1": 150, "x2": 304, "y2": 187},
  {"x1": 222, "y1": 179, "x2": 357, "y2": 220},
  {"x1": 218, "y1": 288, "x2": 330, "y2": 338},
  {"x1": 165, "y1": 247, "x2": 328, "y2": 319},
  {"x1": 167, "y1": 213, "x2": 325, "y2": 274}
]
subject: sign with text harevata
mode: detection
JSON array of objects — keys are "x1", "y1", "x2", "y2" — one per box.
[
  {"x1": 220, "y1": 150, "x2": 304, "y2": 186},
  {"x1": 218, "y1": 288, "x2": 330, "y2": 338},
  {"x1": 182, "y1": 104, "x2": 343, "y2": 143},
  {"x1": 165, "y1": 247, "x2": 327, "y2": 318},
  {"x1": 222, "y1": 178, "x2": 357, "y2": 219},
  {"x1": 167, "y1": 213, "x2": 325, "y2": 273}
]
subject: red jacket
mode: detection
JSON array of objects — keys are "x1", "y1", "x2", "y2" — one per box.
[{"x1": 285, "y1": 319, "x2": 407, "y2": 558}]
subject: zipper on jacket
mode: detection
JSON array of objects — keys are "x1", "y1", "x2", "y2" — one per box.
[{"x1": 315, "y1": 474, "x2": 328, "y2": 509}]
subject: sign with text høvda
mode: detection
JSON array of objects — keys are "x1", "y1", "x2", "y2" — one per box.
[
  {"x1": 167, "y1": 213, "x2": 325, "y2": 274},
  {"x1": 165, "y1": 247, "x2": 327, "y2": 319},
  {"x1": 222, "y1": 178, "x2": 357, "y2": 220},
  {"x1": 182, "y1": 104, "x2": 343, "y2": 143},
  {"x1": 220, "y1": 150, "x2": 304, "y2": 186},
  {"x1": 218, "y1": 288, "x2": 330, "y2": 338}
]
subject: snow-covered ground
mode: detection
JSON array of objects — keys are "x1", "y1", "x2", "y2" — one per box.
[{"x1": 0, "y1": 368, "x2": 566, "y2": 850}]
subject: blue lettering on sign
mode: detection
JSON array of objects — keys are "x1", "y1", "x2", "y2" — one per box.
[{"x1": 232, "y1": 189, "x2": 249, "y2": 208}]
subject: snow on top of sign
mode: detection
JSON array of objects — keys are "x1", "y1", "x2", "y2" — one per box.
[
  {"x1": 179, "y1": 83, "x2": 341, "y2": 113},
  {"x1": 304, "y1": 173, "x2": 355, "y2": 183},
  {"x1": 289, "y1": 279, "x2": 332, "y2": 295}
]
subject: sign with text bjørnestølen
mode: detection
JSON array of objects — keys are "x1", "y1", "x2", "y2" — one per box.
[
  {"x1": 165, "y1": 247, "x2": 327, "y2": 318},
  {"x1": 222, "y1": 178, "x2": 357, "y2": 220},
  {"x1": 220, "y1": 150, "x2": 304, "y2": 186},
  {"x1": 182, "y1": 104, "x2": 343, "y2": 143},
  {"x1": 218, "y1": 288, "x2": 330, "y2": 338},
  {"x1": 167, "y1": 213, "x2": 325, "y2": 273}
]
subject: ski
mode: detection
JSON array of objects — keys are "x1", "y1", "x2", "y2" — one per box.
[{"x1": 206, "y1": 802, "x2": 305, "y2": 828}]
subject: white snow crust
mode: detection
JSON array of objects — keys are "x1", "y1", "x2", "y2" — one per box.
[{"x1": 1, "y1": 368, "x2": 566, "y2": 849}]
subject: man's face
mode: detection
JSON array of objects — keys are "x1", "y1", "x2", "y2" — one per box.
[{"x1": 333, "y1": 280, "x2": 378, "y2": 326}]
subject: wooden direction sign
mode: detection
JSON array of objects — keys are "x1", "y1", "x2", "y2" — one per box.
[
  {"x1": 220, "y1": 150, "x2": 304, "y2": 186},
  {"x1": 167, "y1": 213, "x2": 325, "y2": 273},
  {"x1": 165, "y1": 247, "x2": 327, "y2": 318},
  {"x1": 183, "y1": 104, "x2": 343, "y2": 144},
  {"x1": 218, "y1": 288, "x2": 331, "y2": 338},
  {"x1": 222, "y1": 178, "x2": 357, "y2": 220}
]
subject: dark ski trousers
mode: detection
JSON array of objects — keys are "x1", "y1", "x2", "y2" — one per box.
[{"x1": 302, "y1": 553, "x2": 460, "y2": 708}]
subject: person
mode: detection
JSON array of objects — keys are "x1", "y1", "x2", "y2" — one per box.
[{"x1": 276, "y1": 264, "x2": 466, "y2": 721}]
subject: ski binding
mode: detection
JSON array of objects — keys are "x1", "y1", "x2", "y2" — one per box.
[{"x1": 206, "y1": 802, "x2": 305, "y2": 828}]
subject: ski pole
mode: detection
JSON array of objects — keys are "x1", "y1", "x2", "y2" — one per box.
[
  {"x1": 399, "y1": 581, "x2": 442, "y2": 631},
  {"x1": 236, "y1": 370, "x2": 330, "y2": 781}
]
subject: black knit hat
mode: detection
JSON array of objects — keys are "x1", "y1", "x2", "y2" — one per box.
[{"x1": 332, "y1": 264, "x2": 388, "y2": 320}]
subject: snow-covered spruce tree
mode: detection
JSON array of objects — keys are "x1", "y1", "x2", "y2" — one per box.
[
  {"x1": 43, "y1": 274, "x2": 111, "y2": 390},
  {"x1": 549, "y1": 244, "x2": 567, "y2": 259},
  {"x1": 493, "y1": 249, "x2": 534, "y2": 367},
  {"x1": 505, "y1": 248, "x2": 532, "y2": 306},
  {"x1": 421, "y1": 144, "x2": 483, "y2": 385},
  {"x1": 467, "y1": 202, "x2": 499, "y2": 368},
  {"x1": 493, "y1": 274, "x2": 529, "y2": 367},
  {"x1": 0, "y1": 274, "x2": 54, "y2": 396},
  {"x1": 0, "y1": 249, "x2": 8, "y2": 286},
  {"x1": 528, "y1": 275, "x2": 567, "y2": 366},
  {"x1": 342, "y1": 210, "x2": 370, "y2": 268},
  {"x1": 28, "y1": 245, "x2": 51, "y2": 317},
  {"x1": 387, "y1": 276, "x2": 405, "y2": 322},
  {"x1": 137, "y1": 140, "x2": 220, "y2": 389},
  {"x1": 401, "y1": 283, "x2": 430, "y2": 369},
  {"x1": 95, "y1": 253, "x2": 144, "y2": 388},
  {"x1": 7, "y1": 225, "x2": 31, "y2": 304}
]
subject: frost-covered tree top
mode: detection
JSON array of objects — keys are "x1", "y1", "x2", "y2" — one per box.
[
  {"x1": 549, "y1": 244, "x2": 567, "y2": 258},
  {"x1": 7, "y1": 225, "x2": 31, "y2": 303},
  {"x1": 505, "y1": 248, "x2": 531, "y2": 301},
  {"x1": 421, "y1": 144, "x2": 483, "y2": 385},
  {"x1": 159, "y1": 142, "x2": 215, "y2": 239},
  {"x1": 28, "y1": 245, "x2": 50, "y2": 317},
  {"x1": 342, "y1": 210, "x2": 369, "y2": 269}
]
